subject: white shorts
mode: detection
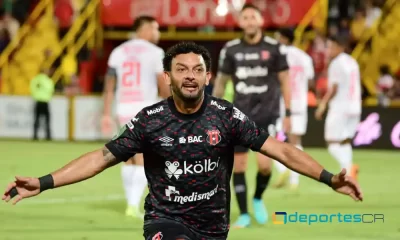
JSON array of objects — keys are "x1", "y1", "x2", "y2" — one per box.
[
  {"x1": 291, "y1": 113, "x2": 308, "y2": 135},
  {"x1": 324, "y1": 111, "x2": 361, "y2": 141}
]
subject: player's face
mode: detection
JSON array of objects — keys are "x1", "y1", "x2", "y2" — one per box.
[
  {"x1": 239, "y1": 8, "x2": 264, "y2": 37},
  {"x1": 165, "y1": 53, "x2": 211, "y2": 101},
  {"x1": 142, "y1": 21, "x2": 160, "y2": 44},
  {"x1": 327, "y1": 40, "x2": 341, "y2": 59}
]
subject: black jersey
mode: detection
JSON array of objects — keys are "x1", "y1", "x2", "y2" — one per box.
[
  {"x1": 105, "y1": 94, "x2": 269, "y2": 239},
  {"x1": 218, "y1": 36, "x2": 289, "y2": 121}
]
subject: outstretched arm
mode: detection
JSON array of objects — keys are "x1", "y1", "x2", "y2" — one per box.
[
  {"x1": 2, "y1": 147, "x2": 120, "y2": 204},
  {"x1": 51, "y1": 147, "x2": 119, "y2": 188},
  {"x1": 231, "y1": 106, "x2": 363, "y2": 202}
]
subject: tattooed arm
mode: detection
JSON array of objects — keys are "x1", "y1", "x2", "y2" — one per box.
[{"x1": 50, "y1": 147, "x2": 120, "y2": 188}]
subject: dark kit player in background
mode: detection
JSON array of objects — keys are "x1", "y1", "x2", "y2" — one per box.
[
  {"x1": 213, "y1": 3, "x2": 291, "y2": 228},
  {"x1": 3, "y1": 42, "x2": 362, "y2": 240}
]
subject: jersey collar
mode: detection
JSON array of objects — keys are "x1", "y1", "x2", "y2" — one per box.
[{"x1": 168, "y1": 94, "x2": 208, "y2": 121}]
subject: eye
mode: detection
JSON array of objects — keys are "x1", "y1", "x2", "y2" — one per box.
[
  {"x1": 177, "y1": 68, "x2": 185, "y2": 72},
  {"x1": 195, "y1": 68, "x2": 204, "y2": 73}
]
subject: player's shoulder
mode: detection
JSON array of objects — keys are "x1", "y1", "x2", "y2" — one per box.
[
  {"x1": 138, "y1": 99, "x2": 168, "y2": 119},
  {"x1": 262, "y1": 36, "x2": 287, "y2": 54},
  {"x1": 223, "y1": 38, "x2": 241, "y2": 49},
  {"x1": 207, "y1": 95, "x2": 234, "y2": 113}
]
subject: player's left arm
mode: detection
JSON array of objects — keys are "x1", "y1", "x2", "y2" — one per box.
[{"x1": 231, "y1": 107, "x2": 363, "y2": 201}]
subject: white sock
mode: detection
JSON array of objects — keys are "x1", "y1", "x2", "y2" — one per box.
[
  {"x1": 289, "y1": 145, "x2": 303, "y2": 185},
  {"x1": 328, "y1": 143, "x2": 352, "y2": 173},
  {"x1": 275, "y1": 161, "x2": 287, "y2": 173},
  {"x1": 121, "y1": 165, "x2": 134, "y2": 206},
  {"x1": 129, "y1": 165, "x2": 148, "y2": 208}
]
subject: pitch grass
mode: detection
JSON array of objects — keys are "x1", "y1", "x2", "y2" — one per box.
[{"x1": 0, "y1": 140, "x2": 399, "y2": 240}]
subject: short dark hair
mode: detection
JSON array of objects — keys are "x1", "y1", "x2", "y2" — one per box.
[
  {"x1": 278, "y1": 28, "x2": 295, "y2": 44},
  {"x1": 163, "y1": 42, "x2": 212, "y2": 72},
  {"x1": 240, "y1": 3, "x2": 262, "y2": 14},
  {"x1": 327, "y1": 35, "x2": 349, "y2": 48},
  {"x1": 132, "y1": 16, "x2": 156, "y2": 32}
]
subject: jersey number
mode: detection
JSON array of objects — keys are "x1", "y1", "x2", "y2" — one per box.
[{"x1": 122, "y1": 61, "x2": 141, "y2": 87}]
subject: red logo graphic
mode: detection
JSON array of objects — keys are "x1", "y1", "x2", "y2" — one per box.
[
  {"x1": 261, "y1": 50, "x2": 270, "y2": 60},
  {"x1": 206, "y1": 130, "x2": 221, "y2": 146},
  {"x1": 152, "y1": 232, "x2": 163, "y2": 240}
]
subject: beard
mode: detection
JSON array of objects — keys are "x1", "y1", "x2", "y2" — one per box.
[{"x1": 170, "y1": 76, "x2": 205, "y2": 103}]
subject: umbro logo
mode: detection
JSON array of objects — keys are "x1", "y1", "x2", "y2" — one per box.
[{"x1": 159, "y1": 136, "x2": 174, "y2": 146}]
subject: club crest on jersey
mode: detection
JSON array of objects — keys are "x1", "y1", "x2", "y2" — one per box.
[
  {"x1": 261, "y1": 50, "x2": 270, "y2": 60},
  {"x1": 206, "y1": 130, "x2": 221, "y2": 146},
  {"x1": 152, "y1": 232, "x2": 163, "y2": 240}
]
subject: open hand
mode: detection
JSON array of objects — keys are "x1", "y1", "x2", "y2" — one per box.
[
  {"x1": 331, "y1": 169, "x2": 363, "y2": 201},
  {"x1": 2, "y1": 176, "x2": 41, "y2": 205}
]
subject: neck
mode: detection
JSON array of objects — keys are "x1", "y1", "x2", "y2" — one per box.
[
  {"x1": 172, "y1": 93, "x2": 204, "y2": 114},
  {"x1": 244, "y1": 30, "x2": 262, "y2": 45}
]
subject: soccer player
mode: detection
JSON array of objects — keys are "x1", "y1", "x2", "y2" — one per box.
[
  {"x1": 212, "y1": 3, "x2": 291, "y2": 227},
  {"x1": 101, "y1": 16, "x2": 170, "y2": 218},
  {"x1": 3, "y1": 42, "x2": 363, "y2": 240},
  {"x1": 273, "y1": 29, "x2": 315, "y2": 189},
  {"x1": 315, "y1": 35, "x2": 361, "y2": 180}
]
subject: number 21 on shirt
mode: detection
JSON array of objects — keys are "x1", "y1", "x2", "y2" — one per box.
[{"x1": 122, "y1": 61, "x2": 141, "y2": 88}]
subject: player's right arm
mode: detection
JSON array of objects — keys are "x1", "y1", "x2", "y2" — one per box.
[
  {"x1": 212, "y1": 44, "x2": 234, "y2": 98},
  {"x1": 2, "y1": 112, "x2": 146, "y2": 205}
]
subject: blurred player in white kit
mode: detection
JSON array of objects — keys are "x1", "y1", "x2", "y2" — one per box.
[
  {"x1": 101, "y1": 16, "x2": 170, "y2": 218},
  {"x1": 315, "y1": 35, "x2": 360, "y2": 180},
  {"x1": 273, "y1": 29, "x2": 315, "y2": 189}
]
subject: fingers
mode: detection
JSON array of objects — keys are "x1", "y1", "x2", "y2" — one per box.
[
  {"x1": 338, "y1": 168, "x2": 347, "y2": 179},
  {"x1": 2, "y1": 182, "x2": 16, "y2": 200},
  {"x1": 345, "y1": 176, "x2": 363, "y2": 201},
  {"x1": 15, "y1": 176, "x2": 30, "y2": 183},
  {"x1": 12, "y1": 195, "x2": 23, "y2": 205}
]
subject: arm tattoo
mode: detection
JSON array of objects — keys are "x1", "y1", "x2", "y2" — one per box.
[{"x1": 102, "y1": 147, "x2": 117, "y2": 162}]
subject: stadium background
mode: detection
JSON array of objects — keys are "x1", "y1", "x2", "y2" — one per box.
[{"x1": 0, "y1": 0, "x2": 399, "y2": 239}]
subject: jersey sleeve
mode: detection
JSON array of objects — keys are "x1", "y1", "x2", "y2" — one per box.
[
  {"x1": 328, "y1": 61, "x2": 342, "y2": 86},
  {"x1": 154, "y1": 49, "x2": 165, "y2": 74},
  {"x1": 230, "y1": 106, "x2": 270, "y2": 151},
  {"x1": 305, "y1": 56, "x2": 315, "y2": 80},
  {"x1": 107, "y1": 48, "x2": 120, "y2": 69},
  {"x1": 218, "y1": 44, "x2": 235, "y2": 75},
  {"x1": 105, "y1": 111, "x2": 146, "y2": 162},
  {"x1": 275, "y1": 44, "x2": 289, "y2": 72}
]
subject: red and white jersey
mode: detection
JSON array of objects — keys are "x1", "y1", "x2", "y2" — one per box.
[
  {"x1": 286, "y1": 45, "x2": 314, "y2": 113},
  {"x1": 108, "y1": 39, "x2": 164, "y2": 113},
  {"x1": 328, "y1": 53, "x2": 361, "y2": 114}
]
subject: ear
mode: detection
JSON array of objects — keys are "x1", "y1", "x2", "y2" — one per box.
[
  {"x1": 205, "y1": 72, "x2": 212, "y2": 86},
  {"x1": 164, "y1": 71, "x2": 171, "y2": 86}
]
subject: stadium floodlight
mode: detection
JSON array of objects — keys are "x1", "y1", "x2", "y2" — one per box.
[{"x1": 216, "y1": 0, "x2": 229, "y2": 16}]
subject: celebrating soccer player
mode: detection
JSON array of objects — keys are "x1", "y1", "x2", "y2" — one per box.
[
  {"x1": 101, "y1": 16, "x2": 170, "y2": 219},
  {"x1": 273, "y1": 29, "x2": 315, "y2": 190},
  {"x1": 213, "y1": 3, "x2": 291, "y2": 227},
  {"x1": 315, "y1": 35, "x2": 361, "y2": 180},
  {"x1": 3, "y1": 42, "x2": 362, "y2": 240}
]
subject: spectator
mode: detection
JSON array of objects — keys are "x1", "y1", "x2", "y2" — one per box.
[
  {"x1": 338, "y1": 18, "x2": 351, "y2": 39},
  {"x1": 0, "y1": 0, "x2": 20, "y2": 40},
  {"x1": 350, "y1": 8, "x2": 366, "y2": 43}
]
